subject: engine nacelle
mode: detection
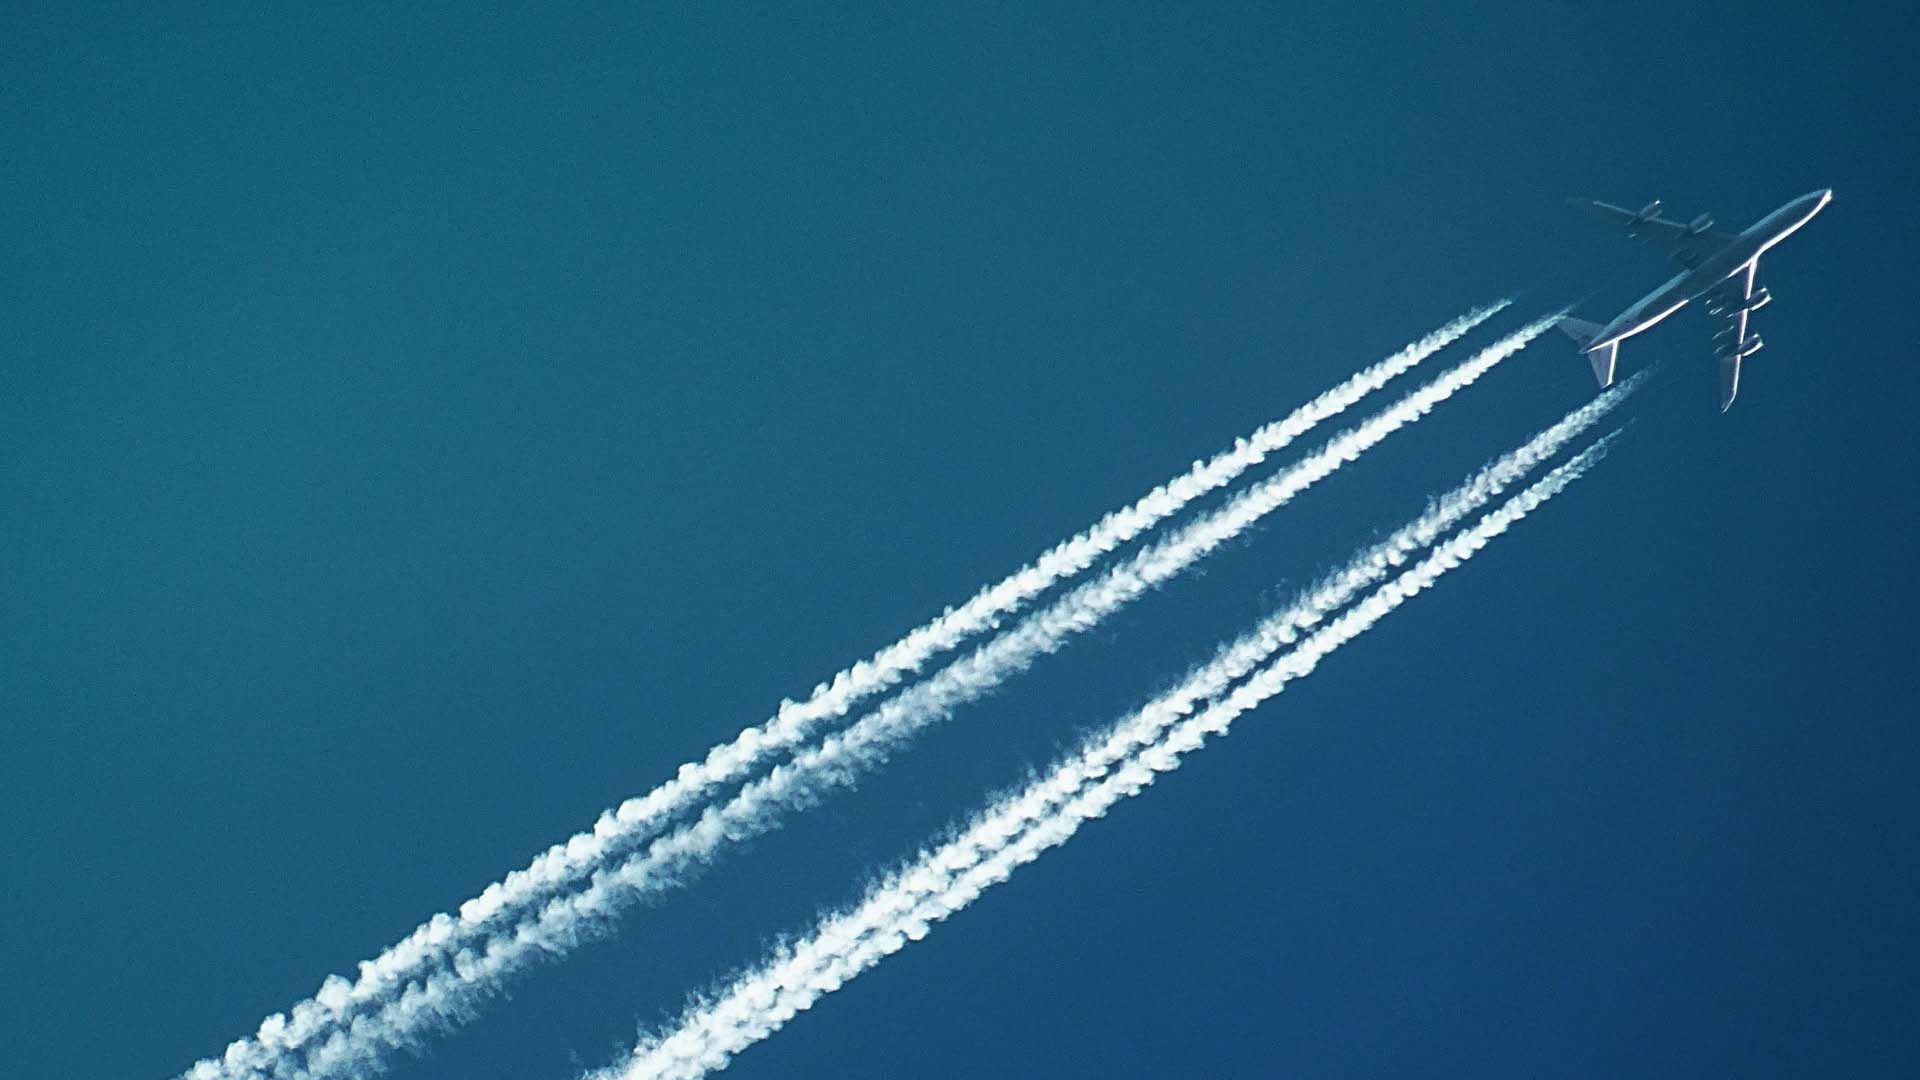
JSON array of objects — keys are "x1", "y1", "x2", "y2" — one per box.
[
  {"x1": 1707, "y1": 286, "x2": 1772, "y2": 318},
  {"x1": 1739, "y1": 336, "x2": 1764, "y2": 359},
  {"x1": 1688, "y1": 212, "x2": 1715, "y2": 235},
  {"x1": 1634, "y1": 199, "x2": 1664, "y2": 222}
]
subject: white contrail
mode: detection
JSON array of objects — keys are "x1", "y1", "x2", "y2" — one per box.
[
  {"x1": 594, "y1": 422, "x2": 1626, "y2": 1080},
  {"x1": 186, "y1": 303, "x2": 1506, "y2": 1080},
  {"x1": 279, "y1": 316, "x2": 1559, "y2": 1080}
]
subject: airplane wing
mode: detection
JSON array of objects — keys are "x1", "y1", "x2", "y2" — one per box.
[
  {"x1": 1570, "y1": 197, "x2": 1736, "y2": 270},
  {"x1": 1705, "y1": 260, "x2": 1767, "y2": 411}
]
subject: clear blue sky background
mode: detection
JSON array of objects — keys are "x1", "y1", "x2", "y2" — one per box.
[{"x1": 4, "y1": 4, "x2": 1915, "y2": 1078}]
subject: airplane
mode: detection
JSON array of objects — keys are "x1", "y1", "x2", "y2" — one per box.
[{"x1": 1561, "y1": 188, "x2": 1832, "y2": 411}]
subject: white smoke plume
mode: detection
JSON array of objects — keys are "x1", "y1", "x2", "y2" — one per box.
[
  {"x1": 590, "y1": 421, "x2": 1628, "y2": 1079},
  {"x1": 185, "y1": 303, "x2": 1507, "y2": 1080},
  {"x1": 269, "y1": 316, "x2": 1559, "y2": 1079}
]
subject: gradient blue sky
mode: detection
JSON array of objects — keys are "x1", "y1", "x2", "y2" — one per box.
[{"x1": 5, "y1": 4, "x2": 1916, "y2": 1077}]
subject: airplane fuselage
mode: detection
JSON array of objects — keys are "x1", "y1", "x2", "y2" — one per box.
[{"x1": 1587, "y1": 189, "x2": 1832, "y2": 351}]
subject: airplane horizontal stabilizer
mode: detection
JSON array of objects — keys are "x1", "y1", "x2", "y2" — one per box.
[
  {"x1": 1556, "y1": 317, "x2": 1604, "y2": 348},
  {"x1": 1556, "y1": 318, "x2": 1616, "y2": 388},
  {"x1": 1588, "y1": 340, "x2": 1618, "y2": 388}
]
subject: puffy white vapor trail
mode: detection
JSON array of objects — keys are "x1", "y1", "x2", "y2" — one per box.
[
  {"x1": 594, "y1": 420, "x2": 1628, "y2": 1080},
  {"x1": 276, "y1": 315, "x2": 1559, "y2": 1080},
  {"x1": 187, "y1": 303, "x2": 1506, "y2": 1080}
]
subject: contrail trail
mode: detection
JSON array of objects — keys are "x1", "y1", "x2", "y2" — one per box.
[
  {"x1": 279, "y1": 316, "x2": 1560, "y2": 1080},
  {"x1": 591, "y1": 422, "x2": 1627, "y2": 1080},
  {"x1": 186, "y1": 303, "x2": 1506, "y2": 1080}
]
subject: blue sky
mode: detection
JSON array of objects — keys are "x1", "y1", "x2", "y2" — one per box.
[{"x1": 4, "y1": 4, "x2": 1916, "y2": 1077}]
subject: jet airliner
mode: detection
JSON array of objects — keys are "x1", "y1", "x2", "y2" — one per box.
[{"x1": 1562, "y1": 188, "x2": 1831, "y2": 411}]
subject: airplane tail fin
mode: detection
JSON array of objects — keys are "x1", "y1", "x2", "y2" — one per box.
[{"x1": 1556, "y1": 317, "x2": 1617, "y2": 388}]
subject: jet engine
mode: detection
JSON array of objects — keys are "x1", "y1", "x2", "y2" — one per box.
[
  {"x1": 1633, "y1": 199, "x2": 1663, "y2": 222},
  {"x1": 1687, "y1": 212, "x2": 1714, "y2": 235},
  {"x1": 1707, "y1": 286, "x2": 1771, "y2": 318},
  {"x1": 1739, "y1": 336, "x2": 1764, "y2": 359}
]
